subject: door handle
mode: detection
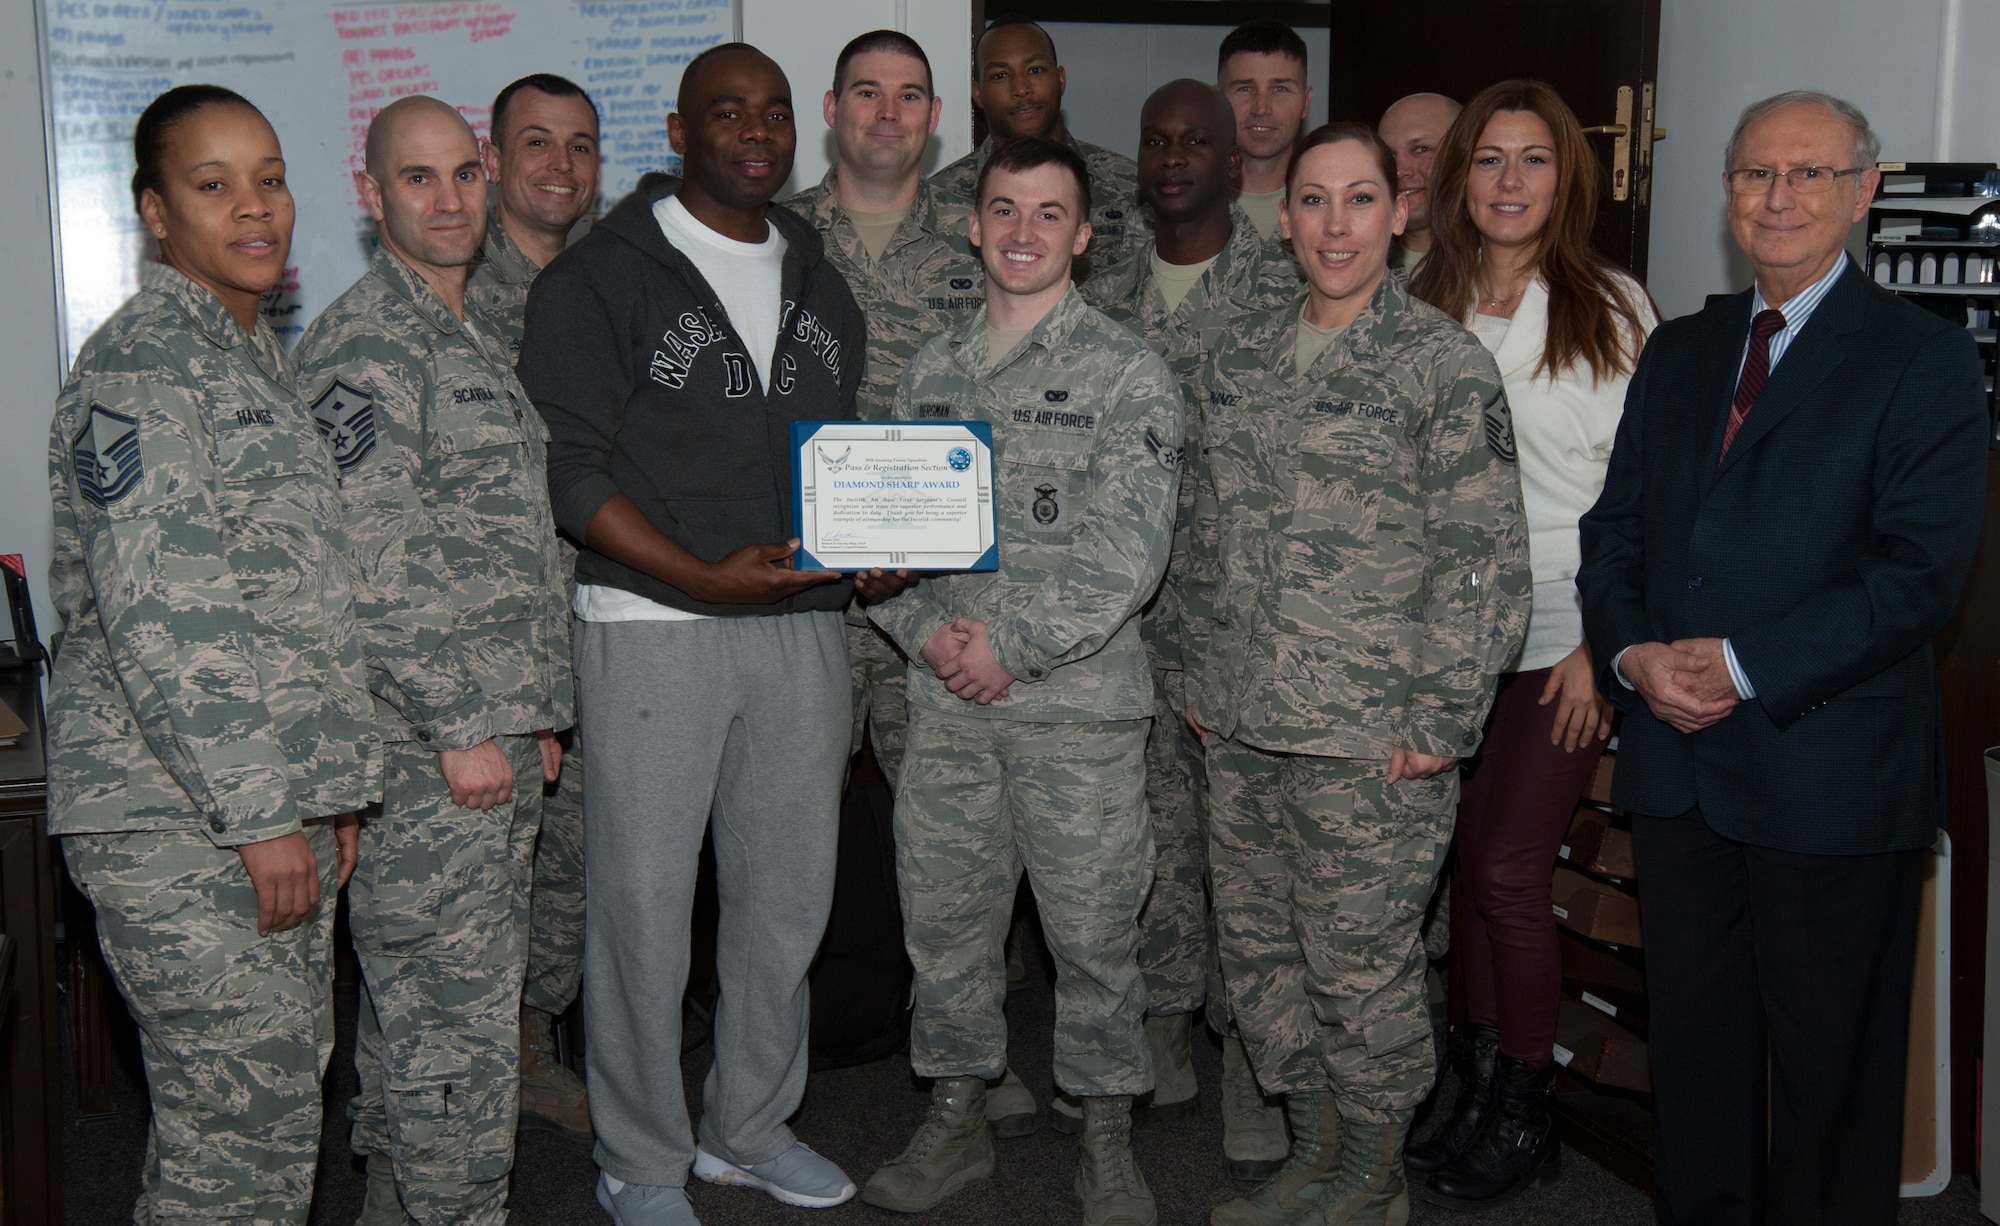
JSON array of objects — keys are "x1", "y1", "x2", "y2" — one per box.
[
  {"x1": 1580, "y1": 123, "x2": 1668, "y2": 139},
  {"x1": 1581, "y1": 85, "x2": 1667, "y2": 204},
  {"x1": 1637, "y1": 81, "x2": 1664, "y2": 206},
  {"x1": 1583, "y1": 86, "x2": 1635, "y2": 201}
]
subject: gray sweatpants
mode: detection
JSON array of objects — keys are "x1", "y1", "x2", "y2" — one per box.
[{"x1": 576, "y1": 611, "x2": 848, "y2": 1189}]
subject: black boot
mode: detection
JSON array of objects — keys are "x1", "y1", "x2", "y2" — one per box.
[
  {"x1": 1405, "y1": 1025, "x2": 1498, "y2": 1174},
  {"x1": 1421, "y1": 1055, "x2": 1559, "y2": 1209}
]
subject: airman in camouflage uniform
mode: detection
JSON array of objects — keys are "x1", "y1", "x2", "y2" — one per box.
[
  {"x1": 48, "y1": 255, "x2": 381, "y2": 1224},
  {"x1": 1184, "y1": 265, "x2": 1527, "y2": 1223},
  {"x1": 465, "y1": 214, "x2": 537, "y2": 353},
  {"x1": 787, "y1": 35, "x2": 984, "y2": 787},
  {"x1": 297, "y1": 96, "x2": 572, "y2": 1226},
  {"x1": 1088, "y1": 204, "x2": 1298, "y2": 1021},
  {"x1": 861, "y1": 141, "x2": 1182, "y2": 1224},
  {"x1": 463, "y1": 203, "x2": 601, "y2": 1149},
  {"x1": 468, "y1": 71, "x2": 603, "y2": 1144},
  {"x1": 932, "y1": 18, "x2": 1147, "y2": 278},
  {"x1": 935, "y1": 135, "x2": 1144, "y2": 278},
  {"x1": 1080, "y1": 77, "x2": 1302, "y2": 1169}
]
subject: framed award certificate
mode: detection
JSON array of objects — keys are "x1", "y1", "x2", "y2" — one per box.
[{"x1": 791, "y1": 421, "x2": 1000, "y2": 573}]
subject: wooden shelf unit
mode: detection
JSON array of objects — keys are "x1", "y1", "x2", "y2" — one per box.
[{"x1": 1544, "y1": 745, "x2": 1657, "y2": 1189}]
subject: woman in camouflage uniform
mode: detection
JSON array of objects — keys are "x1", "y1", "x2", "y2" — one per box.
[
  {"x1": 1183, "y1": 123, "x2": 1529, "y2": 1226},
  {"x1": 46, "y1": 86, "x2": 377, "y2": 1225}
]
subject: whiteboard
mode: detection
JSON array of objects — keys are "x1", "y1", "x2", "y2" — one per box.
[{"x1": 39, "y1": 0, "x2": 740, "y2": 363}]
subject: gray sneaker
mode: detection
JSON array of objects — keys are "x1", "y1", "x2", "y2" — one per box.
[
  {"x1": 693, "y1": 1141, "x2": 858, "y2": 1208},
  {"x1": 595, "y1": 1173, "x2": 700, "y2": 1226}
]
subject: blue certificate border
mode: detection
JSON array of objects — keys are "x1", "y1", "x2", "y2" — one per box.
[{"x1": 790, "y1": 420, "x2": 1000, "y2": 573}]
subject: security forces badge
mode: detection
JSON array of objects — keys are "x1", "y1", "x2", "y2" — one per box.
[
  {"x1": 310, "y1": 378, "x2": 378, "y2": 473},
  {"x1": 1033, "y1": 484, "x2": 1061, "y2": 525},
  {"x1": 74, "y1": 403, "x2": 143, "y2": 507}
]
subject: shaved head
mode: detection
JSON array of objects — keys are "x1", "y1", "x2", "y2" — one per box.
[
  {"x1": 1143, "y1": 78, "x2": 1237, "y2": 154},
  {"x1": 1384, "y1": 91, "x2": 1461, "y2": 124},
  {"x1": 357, "y1": 94, "x2": 486, "y2": 302},
  {"x1": 1137, "y1": 78, "x2": 1238, "y2": 231},
  {"x1": 668, "y1": 40, "x2": 796, "y2": 237},
  {"x1": 364, "y1": 95, "x2": 473, "y2": 179},
  {"x1": 678, "y1": 42, "x2": 786, "y2": 116},
  {"x1": 1379, "y1": 91, "x2": 1462, "y2": 239}
]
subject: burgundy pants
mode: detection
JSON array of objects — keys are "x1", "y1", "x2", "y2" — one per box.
[{"x1": 1452, "y1": 667, "x2": 1607, "y2": 1065}]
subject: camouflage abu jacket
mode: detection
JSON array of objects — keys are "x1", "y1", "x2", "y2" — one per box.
[
  {"x1": 786, "y1": 169, "x2": 985, "y2": 425},
  {"x1": 296, "y1": 247, "x2": 572, "y2": 750},
  {"x1": 465, "y1": 211, "x2": 539, "y2": 359},
  {"x1": 465, "y1": 213, "x2": 582, "y2": 591},
  {"x1": 868, "y1": 286, "x2": 1182, "y2": 722},
  {"x1": 45, "y1": 263, "x2": 379, "y2": 843},
  {"x1": 1183, "y1": 272, "x2": 1530, "y2": 760},
  {"x1": 932, "y1": 134, "x2": 1149, "y2": 276},
  {"x1": 1083, "y1": 203, "x2": 1302, "y2": 671}
]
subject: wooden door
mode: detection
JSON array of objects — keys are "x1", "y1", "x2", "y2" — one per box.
[{"x1": 1323, "y1": 0, "x2": 1662, "y2": 278}]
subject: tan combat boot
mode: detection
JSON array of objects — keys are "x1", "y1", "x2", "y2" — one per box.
[
  {"x1": 862, "y1": 1076, "x2": 996, "y2": 1212},
  {"x1": 354, "y1": 1151, "x2": 412, "y2": 1226},
  {"x1": 1076, "y1": 1095, "x2": 1158, "y2": 1226},
  {"x1": 1211, "y1": 1090, "x2": 1339, "y2": 1226},
  {"x1": 1220, "y1": 1033, "x2": 1290, "y2": 1180},
  {"x1": 1297, "y1": 1115, "x2": 1409, "y2": 1226},
  {"x1": 1051, "y1": 1089, "x2": 1084, "y2": 1135},
  {"x1": 519, "y1": 1006, "x2": 592, "y2": 1142},
  {"x1": 1136, "y1": 1013, "x2": 1198, "y2": 1121},
  {"x1": 987, "y1": 1067, "x2": 1039, "y2": 1139}
]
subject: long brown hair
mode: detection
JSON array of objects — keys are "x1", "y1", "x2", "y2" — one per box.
[{"x1": 1409, "y1": 79, "x2": 1653, "y2": 384}]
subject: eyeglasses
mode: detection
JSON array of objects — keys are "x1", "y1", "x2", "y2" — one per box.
[{"x1": 1723, "y1": 166, "x2": 1866, "y2": 195}]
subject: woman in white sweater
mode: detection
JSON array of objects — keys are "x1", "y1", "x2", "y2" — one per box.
[{"x1": 1406, "y1": 78, "x2": 1658, "y2": 1209}]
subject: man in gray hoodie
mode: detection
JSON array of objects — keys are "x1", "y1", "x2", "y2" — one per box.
[{"x1": 519, "y1": 42, "x2": 875, "y2": 1226}]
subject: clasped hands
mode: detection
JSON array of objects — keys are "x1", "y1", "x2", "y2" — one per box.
[
  {"x1": 922, "y1": 617, "x2": 1015, "y2": 705},
  {"x1": 1622, "y1": 636, "x2": 1740, "y2": 733}
]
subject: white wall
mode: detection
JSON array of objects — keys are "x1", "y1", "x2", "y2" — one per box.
[
  {"x1": 1051, "y1": 21, "x2": 1329, "y2": 161},
  {"x1": 744, "y1": 0, "x2": 974, "y2": 196},
  {"x1": 0, "y1": 3, "x2": 61, "y2": 643},
  {"x1": 1649, "y1": 0, "x2": 1999, "y2": 319},
  {"x1": 1938, "y1": 0, "x2": 2000, "y2": 165}
]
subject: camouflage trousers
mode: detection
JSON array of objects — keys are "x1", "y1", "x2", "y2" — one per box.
[
  {"x1": 1139, "y1": 666, "x2": 1214, "y2": 1018},
  {"x1": 897, "y1": 703, "x2": 1155, "y2": 1097},
  {"x1": 524, "y1": 728, "x2": 585, "y2": 1015},
  {"x1": 1206, "y1": 739, "x2": 1456, "y2": 1124},
  {"x1": 847, "y1": 615, "x2": 910, "y2": 787},
  {"x1": 64, "y1": 818, "x2": 341, "y2": 1225},
  {"x1": 349, "y1": 735, "x2": 544, "y2": 1226}
]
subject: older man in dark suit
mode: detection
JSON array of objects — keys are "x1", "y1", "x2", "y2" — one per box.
[{"x1": 1578, "y1": 90, "x2": 1988, "y2": 1225}]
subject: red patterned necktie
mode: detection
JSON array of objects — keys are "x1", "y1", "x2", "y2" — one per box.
[{"x1": 1720, "y1": 308, "x2": 1788, "y2": 463}]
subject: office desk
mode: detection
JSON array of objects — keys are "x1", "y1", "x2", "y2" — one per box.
[{"x1": 0, "y1": 664, "x2": 59, "y2": 1224}]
